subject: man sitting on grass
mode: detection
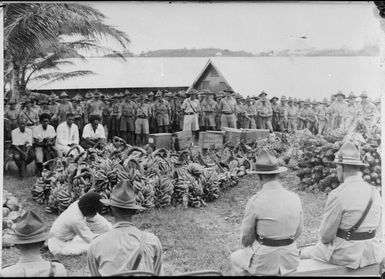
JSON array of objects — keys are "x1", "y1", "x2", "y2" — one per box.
[
  {"x1": 48, "y1": 192, "x2": 112, "y2": 256},
  {"x1": 11, "y1": 117, "x2": 35, "y2": 178},
  {"x1": 81, "y1": 114, "x2": 106, "y2": 150},
  {"x1": 300, "y1": 142, "x2": 382, "y2": 269},
  {"x1": 230, "y1": 149, "x2": 303, "y2": 276},
  {"x1": 1, "y1": 210, "x2": 67, "y2": 277},
  {"x1": 87, "y1": 180, "x2": 164, "y2": 276}
]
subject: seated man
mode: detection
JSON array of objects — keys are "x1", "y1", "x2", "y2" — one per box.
[
  {"x1": 55, "y1": 113, "x2": 84, "y2": 157},
  {"x1": 81, "y1": 114, "x2": 106, "y2": 150},
  {"x1": 230, "y1": 149, "x2": 303, "y2": 276},
  {"x1": 33, "y1": 113, "x2": 57, "y2": 176},
  {"x1": 11, "y1": 118, "x2": 35, "y2": 178},
  {"x1": 48, "y1": 192, "x2": 112, "y2": 256},
  {"x1": 300, "y1": 142, "x2": 382, "y2": 269},
  {"x1": 1, "y1": 210, "x2": 67, "y2": 277},
  {"x1": 87, "y1": 180, "x2": 164, "y2": 276}
]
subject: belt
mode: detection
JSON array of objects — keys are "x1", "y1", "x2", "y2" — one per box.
[
  {"x1": 185, "y1": 112, "x2": 195, "y2": 115},
  {"x1": 256, "y1": 234, "x2": 294, "y2": 247},
  {"x1": 222, "y1": 112, "x2": 233, "y2": 115},
  {"x1": 137, "y1": 115, "x2": 148, "y2": 119},
  {"x1": 336, "y1": 229, "x2": 376, "y2": 241},
  {"x1": 123, "y1": 115, "x2": 133, "y2": 118},
  {"x1": 204, "y1": 111, "x2": 214, "y2": 114}
]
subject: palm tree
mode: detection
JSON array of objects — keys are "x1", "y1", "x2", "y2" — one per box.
[{"x1": 4, "y1": 3, "x2": 130, "y2": 100}]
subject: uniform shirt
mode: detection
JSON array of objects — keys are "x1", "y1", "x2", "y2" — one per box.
[
  {"x1": 73, "y1": 104, "x2": 84, "y2": 119},
  {"x1": 256, "y1": 101, "x2": 273, "y2": 117},
  {"x1": 33, "y1": 124, "x2": 56, "y2": 141},
  {"x1": 48, "y1": 103, "x2": 59, "y2": 116},
  {"x1": 82, "y1": 123, "x2": 106, "y2": 139},
  {"x1": 31, "y1": 104, "x2": 42, "y2": 116},
  {"x1": 316, "y1": 106, "x2": 328, "y2": 121},
  {"x1": 240, "y1": 181, "x2": 303, "y2": 275},
  {"x1": 50, "y1": 201, "x2": 112, "y2": 244},
  {"x1": 219, "y1": 97, "x2": 236, "y2": 114},
  {"x1": 135, "y1": 103, "x2": 151, "y2": 117},
  {"x1": 118, "y1": 101, "x2": 136, "y2": 117},
  {"x1": 316, "y1": 175, "x2": 382, "y2": 268},
  {"x1": 40, "y1": 105, "x2": 52, "y2": 116},
  {"x1": 55, "y1": 102, "x2": 74, "y2": 123},
  {"x1": 200, "y1": 99, "x2": 217, "y2": 112},
  {"x1": 181, "y1": 98, "x2": 200, "y2": 114},
  {"x1": 287, "y1": 105, "x2": 298, "y2": 119},
  {"x1": 87, "y1": 100, "x2": 104, "y2": 117},
  {"x1": 11, "y1": 127, "x2": 33, "y2": 146},
  {"x1": 154, "y1": 100, "x2": 171, "y2": 115},
  {"x1": 358, "y1": 101, "x2": 377, "y2": 120},
  {"x1": 5, "y1": 108, "x2": 20, "y2": 125},
  {"x1": 278, "y1": 104, "x2": 288, "y2": 118},
  {"x1": 111, "y1": 102, "x2": 120, "y2": 115},
  {"x1": 243, "y1": 104, "x2": 257, "y2": 117},
  {"x1": 271, "y1": 103, "x2": 280, "y2": 114},
  {"x1": 1, "y1": 255, "x2": 67, "y2": 277},
  {"x1": 20, "y1": 109, "x2": 39, "y2": 126},
  {"x1": 55, "y1": 122, "x2": 80, "y2": 147},
  {"x1": 88, "y1": 221, "x2": 164, "y2": 276},
  {"x1": 329, "y1": 100, "x2": 348, "y2": 118}
]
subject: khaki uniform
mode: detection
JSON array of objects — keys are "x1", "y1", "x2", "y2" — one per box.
[
  {"x1": 174, "y1": 99, "x2": 184, "y2": 131},
  {"x1": 20, "y1": 108, "x2": 39, "y2": 130},
  {"x1": 55, "y1": 102, "x2": 74, "y2": 124},
  {"x1": 181, "y1": 98, "x2": 200, "y2": 131},
  {"x1": 278, "y1": 104, "x2": 288, "y2": 131},
  {"x1": 119, "y1": 101, "x2": 136, "y2": 133},
  {"x1": 219, "y1": 97, "x2": 237, "y2": 128},
  {"x1": 236, "y1": 103, "x2": 244, "y2": 129},
  {"x1": 200, "y1": 99, "x2": 217, "y2": 129},
  {"x1": 297, "y1": 107, "x2": 309, "y2": 130},
  {"x1": 271, "y1": 103, "x2": 280, "y2": 131},
  {"x1": 231, "y1": 181, "x2": 303, "y2": 276},
  {"x1": 301, "y1": 175, "x2": 382, "y2": 269},
  {"x1": 135, "y1": 103, "x2": 150, "y2": 134},
  {"x1": 306, "y1": 107, "x2": 318, "y2": 133},
  {"x1": 316, "y1": 105, "x2": 328, "y2": 135},
  {"x1": 329, "y1": 100, "x2": 348, "y2": 130},
  {"x1": 109, "y1": 102, "x2": 120, "y2": 139},
  {"x1": 257, "y1": 101, "x2": 273, "y2": 131},
  {"x1": 243, "y1": 104, "x2": 257, "y2": 129},
  {"x1": 86, "y1": 100, "x2": 104, "y2": 123},
  {"x1": 287, "y1": 105, "x2": 298, "y2": 132},
  {"x1": 153, "y1": 100, "x2": 171, "y2": 128}
]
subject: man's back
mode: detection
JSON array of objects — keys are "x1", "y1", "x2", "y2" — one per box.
[
  {"x1": 88, "y1": 221, "x2": 164, "y2": 276},
  {"x1": 1, "y1": 258, "x2": 67, "y2": 277}
]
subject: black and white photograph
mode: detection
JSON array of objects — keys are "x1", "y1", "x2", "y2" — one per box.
[{"x1": 1, "y1": 1, "x2": 384, "y2": 277}]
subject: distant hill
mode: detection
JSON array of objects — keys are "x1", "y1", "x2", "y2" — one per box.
[{"x1": 138, "y1": 48, "x2": 254, "y2": 57}]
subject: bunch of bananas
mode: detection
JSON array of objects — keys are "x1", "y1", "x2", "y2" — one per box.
[
  {"x1": 154, "y1": 175, "x2": 174, "y2": 208},
  {"x1": 46, "y1": 181, "x2": 71, "y2": 214},
  {"x1": 201, "y1": 168, "x2": 220, "y2": 202}
]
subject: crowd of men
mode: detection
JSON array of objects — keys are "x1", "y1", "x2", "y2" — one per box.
[
  {"x1": 3, "y1": 88, "x2": 380, "y2": 178},
  {"x1": 2, "y1": 141, "x2": 382, "y2": 276}
]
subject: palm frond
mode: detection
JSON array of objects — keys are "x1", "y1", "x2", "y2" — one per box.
[{"x1": 31, "y1": 70, "x2": 94, "y2": 82}]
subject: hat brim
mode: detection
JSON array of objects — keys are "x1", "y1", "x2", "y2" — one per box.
[
  {"x1": 254, "y1": 166, "x2": 288, "y2": 174},
  {"x1": 332, "y1": 160, "x2": 368, "y2": 167},
  {"x1": 100, "y1": 199, "x2": 145, "y2": 211},
  {"x1": 3, "y1": 232, "x2": 54, "y2": 245}
]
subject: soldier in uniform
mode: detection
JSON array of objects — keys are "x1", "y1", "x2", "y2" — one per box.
[
  {"x1": 243, "y1": 97, "x2": 257, "y2": 129},
  {"x1": 287, "y1": 98, "x2": 298, "y2": 133},
  {"x1": 181, "y1": 90, "x2": 201, "y2": 141},
  {"x1": 72, "y1": 94, "x2": 85, "y2": 137},
  {"x1": 200, "y1": 89, "x2": 217, "y2": 131},
  {"x1": 30, "y1": 95, "x2": 42, "y2": 116},
  {"x1": 53, "y1": 92, "x2": 74, "y2": 125},
  {"x1": 153, "y1": 90, "x2": 171, "y2": 133},
  {"x1": 109, "y1": 93, "x2": 121, "y2": 140},
  {"x1": 316, "y1": 98, "x2": 328, "y2": 135},
  {"x1": 219, "y1": 90, "x2": 237, "y2": 129},
  {"x1": 147, "y1": 91, "x2": 157, "y2": 134},
  {"x1": 270, "y1": 97, "x2": 280, "y2": 131},
  {"x1": 134, "y1": 95, "x2": 151, "y2": 146},
  {"x1": 297, "y1": 99, "x2": 307, "y2": 130},
  {"x1": 174, "y1": 91, "x2": 185, "y2": 132},
  {"x1": 342, "y1": 92, "x2": 358, "y2": 131},
  {"x1": 102, "y1": 95, "x2": 113, "y2": 140},
  {"x1": 86, "y1": 91, "x2": 104, "y2": 124},
  {"x1": 235, "y1": 94, "x2": 244, "y2": 129},
  {"x1": 307, "y1": 100, "x2": 318, "y2": 134},
  {"x1": 301, "y1": 142, "x2": 382, "y2": 269},
  {"x1": 5, "y1": 99, "x2": 21, "y2": 133},
  {"x1": 257, "y1": 91, "x2": 273, "y2": 132},
  {"x1": 165, "y1": 92, "x2": 176, "y2": 133},
  {"x1": 39, "y1": 99, "x2": 51, "y2": 116},
  {"x1": 215, "y1": 92, "x2": 223, "y2": 131},
  {"x1": 118, "y1": 91, "x2": 136, "y2": 145},
  {"x1": 48, "y1": 94, "x2": 59, "y2": 129},
  {"x1": 278, "y1": 96, "x2": 289, "y2": 132},
  {"x1": 20, "y1": 99, "x2": 40, "y2": 131},
  {"x1": 358, "y1": 91, "x2": 377, "y2": 129},
  {"x1": 230, "y1": 149, "x2": 303, "y2": 276},
  {"x1": 329, "y1": 91, "x2": 348, "y2": 130}
]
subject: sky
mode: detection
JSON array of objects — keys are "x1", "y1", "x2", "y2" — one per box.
[{"x1": 88, "y1": 1, "x2": 382, "y2": 55}]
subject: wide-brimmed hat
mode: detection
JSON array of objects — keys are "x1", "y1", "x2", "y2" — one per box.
[
  {"x1": 148, "y1": 91, "x2": 155, "y2": 97},
  {"x1": 348, "y1": 92, "x2": 356, "y2": 99},
  {"x1": 178, "y1": 91, "x2": 186, "y2": 98},
  {"x1": 223, "y1": 89, "x2": 234, "y2": 94},
  {"x1": 304, "y1": 98, "x2": 311, "y2": 105},
  {"x1": 59, "y1": 92, "x2": 69, "y2": 98},
  {"x1": 187, "y1": 89, "x2": 198, "y2": 95},
  {"x1": 360, "y1": 91, "x2": 368, "y2": 98},
  {"x1": 254, "y1": 149, "x2": 288, "y2": 174},
  {"x1": 280, "y1": 95, "x2": 287, "y2": 102},
  {"x1": 322, "y1": 97, "x2": 328, "y2": 104},
  {"x1": 49, "y1": 93, "x2": 57, "y2": 100},
  {"x1": 155, "y1": 90, "x2": 163, "y2": 97},
  {"x1": 113, "y1": 93, "x2": 120, "y2": 99},
  {"x1": 100, "y1": 180, "x2": 145, "y2": 210},
  {"x1": 72, "y1": 94, "x2": 82, "y2": 101},
  {"x1": 287, "y1": 97, "x2": 293, "y2": 103},
  {"x1": 3, "y1": 211, "x2": 54, "y2": 245},
  {"x1": 333, "y1": 142, "x2": 368, "y2": 166},
  {"x1": 164, "y1": 92, "x2": 172, "y2": 98},
  {"x1": 258, "y1": 91, "x2": 267, "y2": 97},
  {"x1": 270, "y1": 96, "x2": 279, "y2": 102},
  {"x1": 235, "y1": 93, "x2": 243, "y2": 99},
  {"x1": 335, "y1": 90, "x2": 345, "y2": 98}
]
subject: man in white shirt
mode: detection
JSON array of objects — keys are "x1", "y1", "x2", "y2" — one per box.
[
  {"x1": 48, "y1": 192, "x2": 112, "y2": 256},
  {"x1": 33, "y1": 113, "x2": 57, "y2": 176},
  {"x1": 181, "y1": 90, "x2": 201, "y2": 141},
  {"x1": 55, "y1": 113, "x2": 84, "y2": 157},
  {"x1": 81, "y1": 114, "x2": 106, "y2": 150},
  {"x1": 11, "y1": 117, "x2": 35, "y2": 178}
]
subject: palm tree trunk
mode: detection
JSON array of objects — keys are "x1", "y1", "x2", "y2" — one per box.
[{"x1": 10, "y1": 59, "x2": 21, "y2": 101}]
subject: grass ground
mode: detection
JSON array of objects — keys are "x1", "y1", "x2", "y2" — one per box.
[{"x1": 2, "y1": 170, "x2": 327, "y2": 276}]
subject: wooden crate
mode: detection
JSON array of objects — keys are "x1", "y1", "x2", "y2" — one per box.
[
  {"x1": 148, "y1": 133, "x2": 173, "y2": 149},
  {"x1": 199, "y1": 131, "x2": 224, "y2": 149},
  {"x1": 222, "y1": 127, "x2": 243, "y2": 147},
  {"x1": 173, "y1": 130, "x2": 194, "y2": 151},
  {"x1": 243, "y1": 129, "x2": 270, "y2": 144}
]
